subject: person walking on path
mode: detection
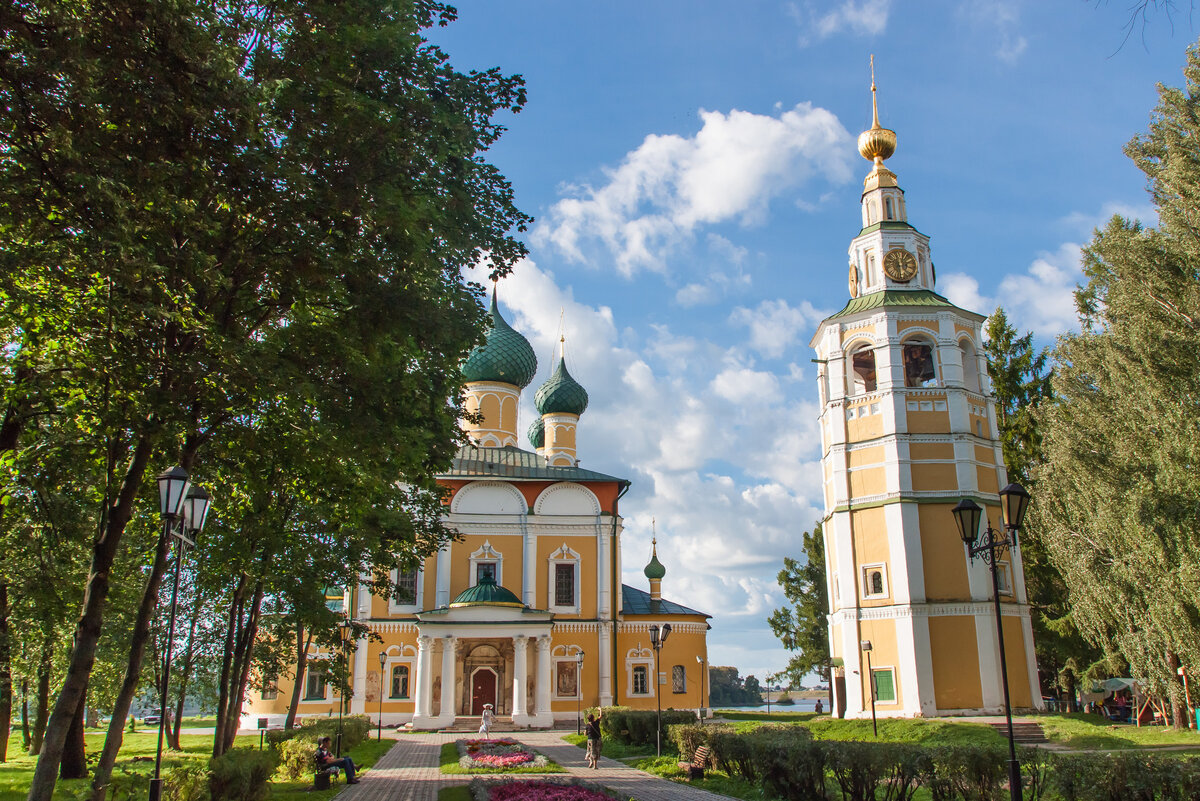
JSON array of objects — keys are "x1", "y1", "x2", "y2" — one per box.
[
  {"x1": 585, "y1": 712, "x2": 602, "y2": 769},
  {"x1": 478, "y1": 704, "x2": 494, "y2": 737}
]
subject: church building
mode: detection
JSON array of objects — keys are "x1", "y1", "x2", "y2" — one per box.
[
  {"x1": 243, "y1": 294, "x2": 711, "y2": 729},
  {"x1": 811, "y1": 74, "x2": 1043, "y2": 718}
]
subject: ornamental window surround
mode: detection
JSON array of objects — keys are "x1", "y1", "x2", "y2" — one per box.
[
  {"x1": 547, "y1": 543, "x2": 582, "y2": 614},
  {"x1": 382, "y1": 645, "x2": 417, "y2": 703},
  {"x1": 552, "y1": 645, "x2": 584, "y2": 699},
  {"x1": 958, "y1": 336, "x2": 981, "y2": 394},
  {"x1": 469, "y1": 541, "x2": 504, "y2": 587},
  {"x1": 626, "y1": 647, "x2": 654, "y2": 698},
  {"x1": 389, "y1": 564, "x2": 424, "y2": 614},
  {"x1": 847, "y1": 342, "x2": 877, "y2": 396},
  {"x1": 303, "y1": 665, "x2": 329, "y2": 701},
  {"x1": 862, "y1": 563, "x2": 889, "y2": 600}
]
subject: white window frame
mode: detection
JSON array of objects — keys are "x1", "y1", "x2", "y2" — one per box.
[
  {"x1": 547, "y1": 543, "x2": 581, "y2": 614},
  {"x1": 626, "y1": 647, "x2": 654, "y2": 698},
  {"x1": 996, "y1": 560, "x2": 1014, "y2": 596},
  {"x1": 383, "y1": 645, "x2": 417, "y2": 701},
  {"x1": 302, "y1": 661, "x2": 331, "y2": 702},
  {"x1": 871, "y1": 666, "x2": 898, "y2": 704},
  {"x1": 469, "y1": 541, "x2": 504, "y2": 587},
  {"x1": 388, "y1": 565, "x2": 425, "y2": 614},
  {"x1": 552, "y1": 645, "x2": 584, "y2": 700},
  {"x1": 388, "y1": 663, "x2": 412, "y2": 700},
  {"x1": 862, "y1": 563, "x2": 889, "y2": 600}
]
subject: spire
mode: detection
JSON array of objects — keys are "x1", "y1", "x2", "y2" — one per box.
[{"x1": 856, "y1": 55, "x2": 898, "y2": 191}]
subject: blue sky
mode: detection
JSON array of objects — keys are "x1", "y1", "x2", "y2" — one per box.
[{"x1": 430, "y1": 2, "x2": 1190, "y2": 684}]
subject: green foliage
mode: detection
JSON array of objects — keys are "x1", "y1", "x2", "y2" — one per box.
[
  {"x1": 1048, "y1": 752, "x2": 1200, "y2": 801},
  {"x1": 666, "y1": 722, "x2": 709, "y2": 759},
  {"x1": 207, "y1": 749, "x2": 278, "y2": 801},
  {"x1": 164, "y1": 762, "x2": 211, "y2": 801},
  {"x1": 922, "y1": 745, "x2": 1006, "y2": 801},
  {"x1": 768, "y1": 523, "x2": 830, "y2": 688},
  {"x1": 598, "y1": 707, "x2": 696, "y2": 746},
  {"x1": 707, "y1": 667, "x2": 763, "y2": 707},
  {"x1": 744, "y1": 726, "x2": 824, "y2": 799},
  {"x1": 274, "y1": 737, "x2": 318, "y2": 782}
]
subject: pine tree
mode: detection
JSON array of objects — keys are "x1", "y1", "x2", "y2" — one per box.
[{"x1": 768, "y1": 524, "x2": 830, "y2": 686}]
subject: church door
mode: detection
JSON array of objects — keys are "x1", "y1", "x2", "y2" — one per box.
[{"x1": 471, "y1": 668, "x2": 497, "y2": 715}]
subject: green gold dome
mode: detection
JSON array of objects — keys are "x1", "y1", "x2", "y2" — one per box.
[
  {"x1": 449, "y1": 575, "x2": 525, "y2": 608},
  {"x1": 462, "y1": 292, "x2": 538, "y2": 389},
  {"x1": 534, "y1": 357, "x2": 589, "y2": 416},
  {"x1": 644, "y1": 541, "x2": 666, "y2": 580},
  {"x1": 528, "y1": 415, "x2": 545, "y2": 449}
]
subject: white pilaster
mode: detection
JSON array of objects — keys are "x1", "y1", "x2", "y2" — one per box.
[
  {"x1": 599, "y1": 622, "x2": 613, "y2": 707},
  {"x1": 437, "y1": 637, "x2": 458, "y2": 724},
  {"x1": 523, "y1": 526, "x2": 537, "y2": 606},
  {"x1": 413, "y1": 635, "x2": 434, "y2": 727},
  {"x1": 511, "y1": 635, "x2": 530, "y2": 724},
  {"x1": 350, "y1": 635, "x2": 369, "y2": 714},
  {"x1": 534, "y1": 636, "x2": 553, "y2": 726},
  {"x1": 436, "y1": 544, "x2": 451, "y2": 608}
]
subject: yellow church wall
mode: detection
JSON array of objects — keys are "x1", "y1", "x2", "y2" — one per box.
[
  {"x1": 929, "y1": 616, "x2": 983, "y2": 710},
  {"x1": 972, "y1": 445, "x2": 994, "y2": 464},
  {"x1": 850, "y1": 466, "x2": 887, "y2": 497},
  {"x1": 896, "y1": 320, "x2": 937, "y2": 334},
  {"x1": 954, "y1": 323, "x2": 974, "y2": 338},
  {"x1": 910, "y1": 443, "x2": 954, "y2": 461},
  {"x1": 975, "y1": 465, "x2": 999, "y2": 494},
  {"x1": 906, "y1": 410, "x2": 950, "y2": 434},
  {"x1": 450, "y1": 533, "x2": 525, "y2": 600},
  {"x1": 918, "y1": 503, "x2": 970, "y2": 600},
  {"x1": 847, "y1": 414, "x2": 884, "y2": 440},
  {"x1": 615, "y1": 621, "x2": 707, "y2": 711},
  {"x1": 857, "y1": 620, "x2": 903, "y2": 709},
  {"x1": 535, "y1": 536, "x2": 598, "y2": 616},
  {"x1": 500, "y1": 395, "x2": 517, "y2": 435},
  {"x1": 910, "y1": 463, "x2": 958, "y2": 492},
  {"x1": 839, "y1": 323, "x2": 877, "y2": 344},
  {"x1": 848, "y1": 445, "x2": 886, "y2": 469},
  {"x1": 479, "y1": 394, "x2": 501, "y2": 430},
  {"x1": 549, "y1": 632, "x2": 601, "y2": 712},
  {"x1": 1002, "y1": 617, "x2": 1033, "y2": 707}
]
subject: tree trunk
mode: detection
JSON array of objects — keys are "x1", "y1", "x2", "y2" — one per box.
[
  {"x1": 0, "y1": 581, "x2": 12, "y2": 762},
  {"x1": 1168, "y1": 651, "x2": 1188, "y2": 730},
  {"x1": 169, "y1": 587, "x2": 205, "y2": 751},
  {"x1": 211, "y1": 575, "x2": 247, "y2": 758},
  {"x1": 284, "y1": 625, "x2": 312, "y2": 731},
  {"x1": 21, "y1": 681, "x2": 30, "y2": 753},
  {"x1": 26, "y1": 436, "x2": 153, "y2": 801},
  {"x1": 30, "y1": 636, "x2": 52, "y2": 755},
  {"x1": 218, "y1": 579, "x2": 264, "y2": 755},
  {"x1": 89, "y1": 525, "x2": 172, "y2": 801},
  {"x1": 59, "y1": 689, "x2": 87, "y2": 780}
]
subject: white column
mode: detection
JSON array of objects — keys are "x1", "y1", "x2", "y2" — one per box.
[
  {"x1": 436, "y1": 544, "x2": 451, "y2": 607},
  {"x1": 599, "y1": 623, "x2": 613, "y2": 707},
  {"x1": 438, "y1": 637, "x2": 458, "y2": 723},
  {"x1": 534, "y1": 636, "x2": 553, "y2": 726},
  {"x1": 512, "y1": 635, "x2": 529, "y2": 723},
  {"x1": 350, "y1": 634, "x2": 369, "y2": 714},
  {"x1": 413, "y1": 635, "x2": 434, "y2": 726},
  {"x1": 523, "y1": 527, "x2": 537, "y2": 606}
]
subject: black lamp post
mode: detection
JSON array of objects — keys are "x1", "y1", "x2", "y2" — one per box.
[
  {"x1": 576, "y1": 650, "x2": 585, "y2": 735},
  {"x1": 952, "y1": 482, "x2": 1031, "y2": 801},
  {"x1": 336, "y1": 617, "x2": 353, "y2": 757},
  {"x1": 696, "y1": 655, "x2": 707, "y2": 725},
  {"x1": 860, "y1": 641, "x2": 877, "y2": 737},
  {"x1": 149, "y1": 468, "x2": 211, "y2": 801},
  {"x1": 377, "y1": 650, "x2": 386, "y2": 741},
  {"x1": 648, "y1": 623, "x2": 672, "y2": 756}
]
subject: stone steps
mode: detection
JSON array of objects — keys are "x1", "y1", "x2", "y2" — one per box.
[{"x1": 987, "y1": 721, "x2": 1049, "y2": 744}]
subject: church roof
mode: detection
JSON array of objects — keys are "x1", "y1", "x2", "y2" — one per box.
[
  {"x1": 824, "y1": 289, "x2": 979, "y2": 321},
  {"x1": 449, "y1": 575, "x2": 524, "y2": 608},
  {"x1": 442, "y1": 444, "x2": 629, "y2": 487},
  {"x1": 535, "y1": 357, "x2": 589, "y2": 416},
  {"x1": 461, "y1": 292, "x2": 539, "y2": 388},
  {"x1": 621, "y1": 584, "x2": 710, "y2": 618}
]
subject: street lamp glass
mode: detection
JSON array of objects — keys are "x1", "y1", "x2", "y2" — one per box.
[
  {"x1": 378, "y1": 651, "x2": 386, "y2": 668},
  {"x1": 649, "y1": 625, "x2": 659, "y2": 646},
  {"x1": 181, "y1": 486, "x2": 212, "y2": 534},
  {"x1": 951, "y1": 498, "x2": 983, "y2": 546},
  {"x1": 577, "y1": 651, "x2": 584, "y2": 664},
  {"x1": 156, "y1": 466, "x2": 191, "y2": 520},
  {"x1": 999, "y1": 483, "x2": 1031, "y2": 532},
  {"x1": 660, "y1": 623, "x2": 672, "y2": 646},
  {"x1": 860, "y1": 640, "x2": 872, "y2": 651}
]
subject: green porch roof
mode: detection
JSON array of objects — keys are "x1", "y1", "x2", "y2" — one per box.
[
  {"x1": 442, "y1": 445, "x2": 629, "y2": 487},
  {"x1": 621, "y1": 584, "x2": 710, "y2": 618}
]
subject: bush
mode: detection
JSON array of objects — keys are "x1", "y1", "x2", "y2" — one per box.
[
  {"x1": 923, "y1": 745, "x2": 1005, "y2": 801},
  {"x1": 598, "y1": 706, "x2": 695, "y2": 746},
  {"x1": 667, "y1": 722, "x2": 710, "y2": 760},
  {"x1": 1048, "y1": 752, "x2": 1200, "y2": 801},
  {"x1": 276, "y1": 736, "x2": 319, "y2": 781},
  {"x1": 267, "y1": 714, "x2": 372, "y2": 752},
  {"x1": 208, "y1": 749, "x2": 278, "y2": 801},
  {"x1": 746, "y1": 726, "x2": 825, "y2": 800},
  {"x1": 776, "y1": 692, "x2": 795, "y2": 705},
  {"x1": 164, "y1": 763, "x2": 211, "y2": 801}
]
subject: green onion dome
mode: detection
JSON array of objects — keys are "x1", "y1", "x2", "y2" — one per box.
[
  {"x1": 462, "y1": 292, "x2": 538, "y2": 389},
  {"x1": 528, "y1": 415, "x2": 545, "y2": 449},
  {"x1": 644, "y1": 541, "x2": 666, "y2": 580},
  {"x1": 534, "y1": 357, "x2": 589, "y2": 416},
  {"x1": 449, "y1": 575, "x2": 524, "y2": 608}
]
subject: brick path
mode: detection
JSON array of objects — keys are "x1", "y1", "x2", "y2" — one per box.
[{"x1": 334, "y1": 730, "x2": 740, "y2": 801}]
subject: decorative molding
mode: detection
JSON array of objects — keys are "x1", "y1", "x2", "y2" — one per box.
[
  {"x1": 553, "y1": 621, "x2": 599, "y2": 633},
  {"x1": 534, "y1": 482, "x2": 601, "y2": 516},
  {"x1": 367, "y1": 621, "x2": 418, "y2": 634},
  {"x1": 829, "y1": 601, "x2": 1031, "y2": 625},
  {"x1": 618, "y1": 622, "x2": 707, "y2": 634}
]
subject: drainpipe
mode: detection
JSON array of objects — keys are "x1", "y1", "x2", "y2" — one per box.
[{"x1": 609, "y1": 482, "x2": 630, "y2": 708}]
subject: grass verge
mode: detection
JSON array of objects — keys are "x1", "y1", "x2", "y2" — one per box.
[
  {"x1": 438, "y1": 786, "x2": 472, "y2": 801},
  {"x1": 439, "y1": 740, "x2": 566, "y2": 775},
  {"x1": 560, "y1": 733, "x2": 658, "y2": 761},
  {"x1": 269, "y1": 737, "x2": 394, "y2": 800},
  {"x1": 1038, "y1": 713, "x2": 1200, "y2": 750}
]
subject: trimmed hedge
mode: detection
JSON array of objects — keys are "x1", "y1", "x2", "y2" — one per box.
[
  {"x1": 266, "y1": 714, "x2": 372, "y2": 752},
  {"x1": 598, "y1": 706, "x2": 696, "y2": 746},
  {"x1": 208, "y1": 749, "x2": 278, "y2": 801}
]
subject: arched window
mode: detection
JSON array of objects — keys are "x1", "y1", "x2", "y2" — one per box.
[
  {"x1": 390, "y1": 664, "x2": 410, "y2": 699},
  {"x1": 870, "y1": 571, "x2": 884, "y2": 595},
  {"x1": 884, "y1": 197, "x2": 894, "y2": 220},
  {"x1": 902, "y1": 337, "x2": 937, "y2": 388},
  {"x1": 848, "y1": 344, "x2": 877, "y2": 395},
  {"x1": 959, "y1": 338, "x2": 981, "y2": 394}
]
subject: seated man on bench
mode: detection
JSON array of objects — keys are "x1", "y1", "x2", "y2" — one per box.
[{"x1": 316, "y1": 736, "x2": 359, "y2": 785}]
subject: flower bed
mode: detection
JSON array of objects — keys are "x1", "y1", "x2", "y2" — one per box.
[
  {"x1": 469, "y1": 777, "x2": 626, "y2": 801},
  {"x1": 455, "y1": 738, "x2": 556, "y2": 773}
]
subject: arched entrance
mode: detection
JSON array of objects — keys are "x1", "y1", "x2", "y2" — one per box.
[{"x1": 471, "y1": 668, "x2": 497, "y2": 715}]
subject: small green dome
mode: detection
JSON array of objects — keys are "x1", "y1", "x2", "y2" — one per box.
[
  {"x1": 528, "y1": 415, "x2": 545, "y2": 449},
  {"x1": 449, "y1": 575, "x2": 525, "y2": 608},
  {"x1": 462, "y1": 292, "x2": 538, "y2": 389},
  {"x1": 644, "y1": 541, "x2": 666, "y2": 580},
  {"x1": 534, "y1": 357, "x2": 589, "y2": 416}
]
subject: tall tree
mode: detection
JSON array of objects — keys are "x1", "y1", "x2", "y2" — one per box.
[
  {"x1": 768, "y1": 524, "x2": 829, "y2": 688},
  {"x1": 1037, "y1": 40, "x2": 1200, "y2": 727}
]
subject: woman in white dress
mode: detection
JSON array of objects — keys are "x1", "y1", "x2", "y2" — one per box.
[{"x1": 478, "y1": 703, "x2": 494, "y2": 736}]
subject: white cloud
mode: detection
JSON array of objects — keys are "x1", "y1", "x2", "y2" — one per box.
[
  {"x1": 958, "y1": 0, "x2": 1027, "y2": 64},
  {"x1": 1060, "y1": 201, "x2": 1158, "y2": 236},
  {"x1": 534, "y1": 104, "x2": 853, "y2": 277},
  {"x1": 710, "y1": 368, "x2": 781, "y2": 405},
  {"x1": 788, "y1": 0, "x2": 891, "y2": 46},
  {"x1": 729, "y1": 298, "x2": 829, "y2": 359}
]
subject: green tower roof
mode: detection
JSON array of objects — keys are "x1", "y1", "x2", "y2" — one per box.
[
  {"x1": 644, "y1": 541, "x2": 666, "y2": 580},
  {"x1": 462, "y1": 292, "x2": 538, "y2": 388},
  {"x1": 528, "y1": 415, "x2": 545, "y2": 449},
  {"x1": 449, "y1": 574, "x2": 525, "y2": 608},
  {"x1": 534, "y1": 357, "x2": 589, "y2": 416}
]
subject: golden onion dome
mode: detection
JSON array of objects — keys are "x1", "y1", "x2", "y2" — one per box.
[{"x1": 857, "y1": 55, "x2": 896, "y2": 164}]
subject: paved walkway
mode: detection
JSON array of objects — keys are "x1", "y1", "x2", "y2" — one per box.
[{"x1": 335, "y1": 730, "x2": 739, "y2": 801}]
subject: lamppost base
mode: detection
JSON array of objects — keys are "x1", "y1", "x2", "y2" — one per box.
[
  {"x1": 1007, "y1": 758, "x2": 1023, "y2": 801},
  {"x1": 148, "y1": 777, "x2": 163, "y2": 801}
]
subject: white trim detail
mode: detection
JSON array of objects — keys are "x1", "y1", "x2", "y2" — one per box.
[
  {"x1": 533, "y1": 482, "x2": 601, "y2": 516},
  {"x1": 625, "y1": 647, "x2": 654, "y2": 698},
  {"x1": 547, "y1": 543, "x2": 581, "y2": 614},
  {"x1": 861, "y1": 562, "x2": 889, "y2": 599},
  {"x1": 552, "y1": 644, "x2": 585, "y2": 700},
  {"x1": 388, "y1": 565, "x2": 425, "y2": 614},
  {"x1": 469, "y1": 541, "x2": 504, "y2": 587}
]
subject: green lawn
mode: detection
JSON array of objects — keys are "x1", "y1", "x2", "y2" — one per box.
[
  {"x1": 0, "y1": 730, "x2": 394, "y2": 800},
  {"x1": 1037, "y1": 713, "x2": 1200, "y2": 750},
  {"x1": 439, "y1": 740, "x2": 566, "y2": 774},
  {"x1": 438, "y1": 787, "x2": 472, "y2": 801},
  {"x1": 561, "y1": 733, "x2": 657, "y2": 761}
]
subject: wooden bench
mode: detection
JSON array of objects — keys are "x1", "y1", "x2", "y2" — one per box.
[
  {"x1": 314, "y1": 759, "x2": 341, "y2": 790},
  {"x1": 678, "y1": 745, "x2": 710, "y2": 780}
]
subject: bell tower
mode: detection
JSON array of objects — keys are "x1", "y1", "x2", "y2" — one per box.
[{"x1": 809, "y1": 62, "x2": 1042, "y2": 719}]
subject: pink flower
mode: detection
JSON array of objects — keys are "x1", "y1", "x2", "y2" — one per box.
[{"x1": 488, "y1": 782, "x2": 613, "y2": 801}]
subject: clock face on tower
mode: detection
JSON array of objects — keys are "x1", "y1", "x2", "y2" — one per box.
[{"x1": 883, "y1": 247, "x2": 918, "y2": 282}]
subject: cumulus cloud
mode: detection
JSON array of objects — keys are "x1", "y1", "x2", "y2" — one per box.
[
  {"x1": 958, "y1": 0, "x2": 1027, "y2": 64},
  {"x1": 729, "y1": 298, "x2": 829, "y2": 359},
  {"x1": 788, "y1": 0, "x2": 891, "y2": 46},
  {"x1": 534, "y1": 104, "x2": 853, "y2": 276},
  {"x1": 1060, "y1": 201, "x2": 1158, "y2": 235}
]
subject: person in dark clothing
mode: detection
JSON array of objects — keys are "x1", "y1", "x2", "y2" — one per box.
[
  {"x1": 585, "y1": 713, "x2": 602, "y2": 769},
  {"x1": 316, "y1": 736, "x2": 359, "y2": 784}
]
